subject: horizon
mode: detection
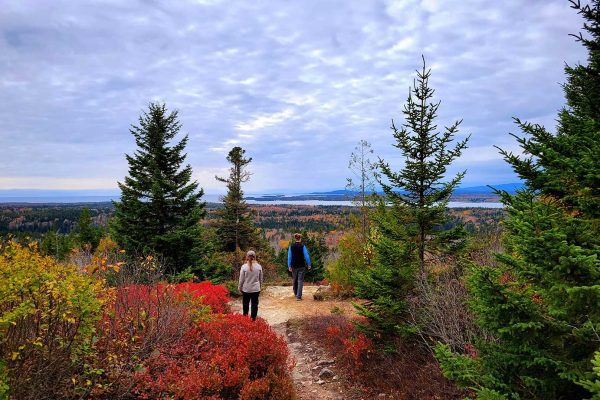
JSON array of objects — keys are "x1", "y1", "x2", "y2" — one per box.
[
  {"x1": 0, "y1": 182, "x2": 523, "y2": 198},
  {"x1": 1, "y1": 1, "x2": 585, "y2": 192}
]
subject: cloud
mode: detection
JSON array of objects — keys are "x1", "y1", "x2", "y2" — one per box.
[
  {"x1": 235, "y1": 109, "x2": 296, "y2": 132},
  {"x1": 0, "y1": 0, "x2": 588, "y2": 192}
]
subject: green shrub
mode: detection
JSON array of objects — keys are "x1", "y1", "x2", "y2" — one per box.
[{"x1": 326, "y1": 230, "x2": 365, "y2": 292}]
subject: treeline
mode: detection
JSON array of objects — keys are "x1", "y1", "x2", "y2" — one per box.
[{"x1": 0, "y1": 204, "x2": 111, "y2": 234}]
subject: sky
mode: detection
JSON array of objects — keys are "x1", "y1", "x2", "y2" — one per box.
[{"x1": 0, "y1": 0, "x2": 589, "y2": 194}]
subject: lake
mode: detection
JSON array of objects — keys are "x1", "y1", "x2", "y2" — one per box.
[{"x1": 0, "y1": 194, "x2": 504, "y2": 208}]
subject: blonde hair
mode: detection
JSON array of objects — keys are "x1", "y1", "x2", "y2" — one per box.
[{"x1": 246, "y1": 253, "x2": 256, "y2": 271}]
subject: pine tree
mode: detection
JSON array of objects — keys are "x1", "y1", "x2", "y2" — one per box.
[
  {"x1": 214, "y1": 146, "x2": 259, "y2": 252},
  {"x1": 111, "y1": 102, "x2": 206, "y2": 273},
  {"x1": 436, "y1": 2, "x2": 600, "y2": 398},
  {"x1": 354, "y1": 58, "x2": 468, "y2": 340}
]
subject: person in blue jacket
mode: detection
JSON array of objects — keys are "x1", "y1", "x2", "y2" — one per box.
[{"x1": 287, "y1": 233, "x2": 312, "y2": 300}]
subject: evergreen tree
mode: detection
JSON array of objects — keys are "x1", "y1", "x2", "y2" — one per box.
[
  {"x1": 436, "y1": 2, "x2": 600, "y2": 398},
  {"x1": 39, "y1": 231, "x2": 75, "y2": 261},
  {"x1": 214, "y1": 146, "x2": 259, "y2": 252},
  {"x1": 74, "y1": 208, "x2": 100, "y2": 250},
  {"x1": 378, "y1": 58, "x2": 469, "y2": 282},
  {"x1": 300, "y1": 230, "x2": 328, "y2": 282},
  {"x1": 354, "y1": 59, "x2": 468, "y2": 340},
  {"x1": 111, "y1": 102, "x2": 206, "y2": 273}
]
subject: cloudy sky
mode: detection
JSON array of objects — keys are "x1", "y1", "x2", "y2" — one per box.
[{"x1": 0, "y1": 0, "x2": 588, "y2": 194}]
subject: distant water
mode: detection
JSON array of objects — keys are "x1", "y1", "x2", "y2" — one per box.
[
  {"x1": 0, "y1": 196, "x2": 119, "y2": 204},
  {"x1": 245, "y1": 199, "x2": 504, "y2": 208},
  {"x1": 0, "y1": 194, "x2": 504, "y2": 208}
]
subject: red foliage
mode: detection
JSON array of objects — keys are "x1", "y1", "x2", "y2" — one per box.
[
  {"x1": 464, "y1": 343, "x2": 479, "y2": 359},
  {"x1": 92, "y1": 281, "x2": 235, "y2": 397},
  {"x1": 133, "y1": 314, "x2": 294, "y2": 400},
  {"x1": 112, "y1": 281, "x2": 230, "y2": 317},
  {"x1": 342, "y1": 334, "x2": 372, "y2": 367},
  {"x1": 93, "y1": 284, "x2": 194, "y2": 397},
  {"x1": 302, "y1": 315, "x2": 466, "y2": 399},
  {"x1": 172, "y1": 281, "x2": 231, "y2": 314},
  {"x1": 323, "y1": 316, "x2": 372, "y2": 368}
]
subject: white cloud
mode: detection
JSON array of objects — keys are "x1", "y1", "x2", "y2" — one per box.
[
  {"x1": 0, "y1": 0, "x2": 587, "y2": 192},
  {"x1": 235, "y1": 109, "x2": 295, "y2": 132}
]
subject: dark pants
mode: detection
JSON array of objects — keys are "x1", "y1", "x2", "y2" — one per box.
[
  {"x1": 292, "y1": 267, "x2": 306, "y2": 299},
  {"x1": 242, "y1": 291, "x2": 259, "y2": 320}
]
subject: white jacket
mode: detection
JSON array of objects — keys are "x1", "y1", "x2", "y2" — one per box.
[{"x1": 238, "y1": 262, "x2": 263, "y2": 293}]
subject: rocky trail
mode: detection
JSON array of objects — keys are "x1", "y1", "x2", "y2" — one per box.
[{"x1": 230, "y1": 286, "x2": 368, "y2": 400}]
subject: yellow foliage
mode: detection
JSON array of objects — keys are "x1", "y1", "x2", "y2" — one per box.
[
  {"x1": 87, "y1": 237, "x2": 124, "y2": 276},
  {"x1": 0, "y1": 240, "x2": 107, "y2": 396}
]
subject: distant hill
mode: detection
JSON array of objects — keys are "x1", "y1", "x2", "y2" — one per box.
[
  {"x1": 304, "y1": 183, "x2": 524, "y2": 197},
  {"x1": 244, "y1": 183, "x2": 523, "y2": 203},
  {"x1": 454, "y1": 183, "x2": 524, "y2": 194}
]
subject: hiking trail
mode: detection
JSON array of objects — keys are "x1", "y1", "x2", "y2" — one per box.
[{"x1": 230, "y1": 285, "x2": 368, "y2": 400}]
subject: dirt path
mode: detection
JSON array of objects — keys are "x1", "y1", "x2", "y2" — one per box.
[{"x1": 230, "y1": 286, "x2": 361, "y2": 400}]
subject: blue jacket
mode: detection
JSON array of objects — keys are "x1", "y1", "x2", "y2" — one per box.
[{"x1": 287, "y1": 243, "x2": 311, "y2": 268}]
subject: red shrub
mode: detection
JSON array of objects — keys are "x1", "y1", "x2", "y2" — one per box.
[
  {"x1": 92, "y1": 281, "x2": 230, "y2": 397},
  {"x1": 302, "y1": 315, "x2": 466, "y2": 399},
  {"x1": 172, "y1": 281, "x2": 230, "y2": 314},
  {"x1": 92, "y1": 284, "x2": 194, "y2": 397},
  {"x1": 133, "y1": 314, "x2": 294, "y2": 400},
  {"x1": 342, "y1": 334, "x2": 372, "y2": 367},
  {"x1": 321, "y1": 316, "x2": 373, "y2": 368}
]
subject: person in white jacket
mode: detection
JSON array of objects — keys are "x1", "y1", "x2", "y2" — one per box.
[{"x1": 238, "y1": 250, "x2": 263, "y2": 320}]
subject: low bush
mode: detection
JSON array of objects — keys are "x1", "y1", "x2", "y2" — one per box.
[
  {"x1": 134, "y1": 314, "x2": 294, "y2": 400},
  {"x1": 224, "y1": 279, "x2": 242, "y2": 298},
  {"x1": 301, "y1": 315, "x2": 467, "y2": 399},
  {"x1": 1, "y1": 241, "x2": 293, "y2": 400},
  {"x1": 312, "y1": 315, "x2": 373, "y2": 368},
  {"x1": 325, "y1": 231, "x2": 365, "y2": 294},
  {"x1": 0, "y1": 241, "x2": 106, "y2": 399},
  {"x1": 92, "y1": 281, "x2": 231, "y2": 397},
  {"x1": 92, "y1": 283, "x2": 197, "y2": 397},
  {"x1": 172, "y1": 281, "x2": 230, "y2": 314}
]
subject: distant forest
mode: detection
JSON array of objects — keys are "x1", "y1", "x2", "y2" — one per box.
[
  {"x1": 0, "y1": 202, "x2": 505, "y2": 237},
  {"x1": 0, "y1": 204, "x2": 112, "y2": 234}
]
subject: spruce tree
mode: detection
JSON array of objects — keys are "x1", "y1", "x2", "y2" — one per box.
[
  {"x1": 214, "y1": 146, "x2": 259, "y2": 252},
  {"x1": 354, "y1": 58, "x2": 469, "y2": 340},
  {"x1": 300, "y1": 230, "x2": 328, "y2": 282},
  {"x1": 74, "y1": 208, "x2": 100, "y2": 250},
  {"x1": 111, "y1": 102, "x2": 206, "y2": 273},
  {"x1": 436, "y1": 2, "x2": 600, "y2": 398}
]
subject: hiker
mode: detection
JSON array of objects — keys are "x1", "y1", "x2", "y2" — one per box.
[
  {"x1": 287, "y1": 233, "x2": 312, "y2": 300},
  {"x1": 238, "y1": 250, "x2": 263, "y2": 320}
]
